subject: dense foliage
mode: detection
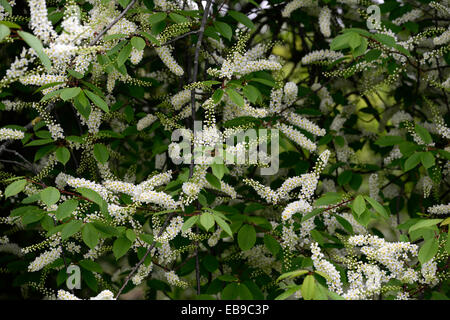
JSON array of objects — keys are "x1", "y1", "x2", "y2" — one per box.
[{"x1": 0, "y1": 0, "x2": 449, "y2": 300}]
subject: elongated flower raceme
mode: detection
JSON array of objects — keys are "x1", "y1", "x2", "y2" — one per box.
[
  {"x1": 171, "y1": 89, "x2": 191, "y2": 110},
  {"x1": 283, "y1": 112, "x2": 326, "y2": 136},
  {"x1": 428, "y1": 203, "x2": 450, "y2": 215},
  {"x1": 301, "y1": 50, "x2": 344, "y2": 65},
  {"x1": 281, "y1": 199, "x2": 312, "y2": 220},
  {"x1": 137, "y1": 114, "x2": 157, "y2": 131},
  {"x1": 276, "y1": 123, "x2": 317, "y2": 152},
  {"x1": 155, "y1": 46, "x2": 184, "y2": 76},
  {"x1": 28, "y1": 247, "x2": 62, "y2": 272},
  {"x1": 57, "y1": 289, "x2": 115, "y2": 300},
  {"x1": 28, "y1": 0, "x2": 57, "y2": 44},
  {"x1": 1, "y1": 0, "x2": 450, "y2": 302},
  {"x1": 0, "y1": 128, "x2": 25, "y2": 141},
  {"x1": 319, "y1": 6, "x2": 332, "y2": 38},
  {"x1": 281, "y1": 0, "x2": 316, "y2": 18},
  {"x1": 133, "y1": 190, "x2": 179, "y2": 209}
]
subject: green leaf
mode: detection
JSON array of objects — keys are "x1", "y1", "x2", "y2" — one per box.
[
  {"x1": 60, "y1": 87, "x2": 81, "y2": 101},
  {"x1": 61, "y1": 219, "x2": 83, "y2": 240},
  {"x1": 238, "y1": 283, "x2": 253, "y2": 300},
  {"x1": 264, "y1": 234, "x2": 280, "y2": 255},
  {"x1": 93, "y1": 143, "x2": 109, "y2": 164},
  {"x1": 334, "y1": 136, "x2": 345, "y2": 147},
  {"x1": 113, "y1": 237, "x2": 132, "y2": 259},
  {"x1": 301, "y1": 275, "x2": 316, "y2": 300},
  {"x1": 421, "y1": 152, "x2": 435, "y2": 169},
  {"x1": 223, "y1": 116, "x2": 260, "y2": 128},
  {"x1": 82, "y1": 223, "x2": 99, "y2": 249},
  {"x1": 419, "y1": 238, "x2": 439, "y2": 264},
  {"x1": 79, "y1": 259, "x2": 102, "y2": 273},
  {"x1": 40, "y1": 89, "x2": 64, "y2": 102},
  {"x1": 84, "y1": 89, "x2": 109, "y2": 113},
  {"x1": 330, "y1": 31, "x2": 360, "y2": 51},
  {"x1": 182, "y1": 215, "x2": 199, "y2": 233},
  {"x1": 352, "y1": 195, "x2": 366, "y2": 216},
  {"x1": 415, "y1": 124, "x2": 432, "y2": 145},
  {"x1": 222, "y1": 283, "x2": 239, "y2": 299},
  {"x1": 213, "y1": 215, "x2": 233, "y2": 238},
  {"x1": 405, "y1": 152, "x2": 421, "y2": 171},
  {"x1": 140, "y1": 31, "x2": 160, "y2": 46},
  {"x1": 0, "y1": 20, "x2": 19, "y2": 29},
  {"x1": 337, "y1": 170, "x2": 352, "y2": 186},
  {"x1": 17, "y1": 31, "x2": 52, "y2": 72},
  {"x1": 365, "y1": 49, "x2": 382, "y2": 62},
  {"x1": 117, "y1": 42, "x2": 133, "y2": 66},
  {"x1": 25, "y1": 138, "x2": 54, "y2": 147},
  {"x1": 334, "y1": 214, "x2": 354, "y2": 233},
  {"x1": 169, "y1": 12, "x2": 189, "y2": 24},
  {"x1": 275, "y1": 285, "x2": 302, "y2": 300},
  {"x1": 5, "y1": 179, "x2": 27, "y2": 199},
  {"x1": 149, "y1": 12, "x2": 167, "y2": 24},
  {"x1": 202, "y1": 255, "x2": 219, "y2": 273},
  {"x1": 372, "y1": 33, "x2": 397, "y2": 48},
  {"x1": 11, "y1": 205, "x2": 40, "y2": 217},
  {"x1": 40, "y1": 187, "x2": 60, "y2": 206},
  {"x1": 237, "y1": 224, "x2": 256, "y2": 251},
  {"x1": 218, "y1": 274, "x2": 238, "y2": 282},
  {"x1": 364, "y1": 196, "x2": 389, "y2": 218},
  {"x1": 0, "y1": 0, "x2": 12, "y2": 14},
  {"x1": 214, "y1": 21, "x2": 232, "y2": 41},
  {"x1": 225, "y1": 88, "x2": 245, "y2": 107},
  {"x1": 67, "y1": 69, "x2": 84, "y2": 79},
  {"x1": 0, "y1": 24, "x2": 10, "y2": 42},
  {"x1": 139, "y1": 233, "x2": 154, "y2": 245},
  {"x1": 211, "y1": 163, "x2": 228, "y2": 180},
  {"x1": 118, "y1": 0, "x2": 130, "y2": 8},
  {"x1": 126, "y1": 229, "x2": 136, "y2": 242},
  {"x1": 228, "y1": 11, "x2": 254, "y2": 29},
  {"x1": 22, "y1": 210, "x2": 45, "y2": 225},
  {"x1": 374, "y1": 135, "x2": 404, "y2": 147},
  {"x1": 409, "y1": 219, "x2": 443, "y2": 233},
  {"x1": 55, "y1": 147, "x2": 70, "y2": 165},
  {"x1": 73, "y1": 90, "x2": 91, "y2": 120},
  {"x1": 200, "y1": 212, "x2": 215, "y2": 231},
  {"x1": 314, "y1": 192, "x2": 342, "y2": 206},
  {"x1": 206, "y1": 172, "x2": 221, "y2": 189},
  {"x1": 352, "y1": 37, "x2": 367, "y2": 57},
  {"x1": 76, "y1": 187, "x2": 109, "y2": 217},
  {"x1": 131, "y1": 36, "x2": 146, "y2": 50},
  {"x1": 92, "y1": 221, "x2": 120, "y2": 237},
  {"x1": 277, "y1": 270, "x2": 308, "y2": 282},
  {"x1": 354, "y1": 209, "x2": 372, "y2": 227},
  {"x1": 242, "y1": 85, "x2": 260, "y2": 103},
  {"x1": 56, "y1": 199, "x2": 78, "y2": 220},
  {"x1": 212, "y1": 89, "x2": 224, "y2": 104}
]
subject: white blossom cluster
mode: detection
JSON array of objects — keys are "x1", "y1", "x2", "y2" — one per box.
[
  {"x1": 282, "y1": 0, "x2": 316, "y2": 18},
  {"x1": 319, "y1": 6, "x2": 332, "y2": 38},
  {"x1": 28, "y1": 247, "x2": 62, "y2": 272},
  {"x1": 0, "y1": 128, "x2": 25, "y2": 141},
  {"x1": 301, "y1": 50, "x2": 344, "y2": 65},
  {"x1": 57, "y1": 289, "x2": 115, "y2": 300},
  {"x1": 208, "y1": 49, "x2": 282, "y2": 79},
  {"x1": 428, "y1": 203, "x2": 450, "y2": 215}
]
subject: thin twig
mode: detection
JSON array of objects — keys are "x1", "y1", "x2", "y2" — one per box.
[
  {"x1": 90, "y1": 0, "x2": 137, "y2": 46},
  {"x1": 188, "y1": 0, "x2": 214, "y2": 296},
  {"x1": 114, "y1": 212, "x2": 175, "y2": 299}
]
